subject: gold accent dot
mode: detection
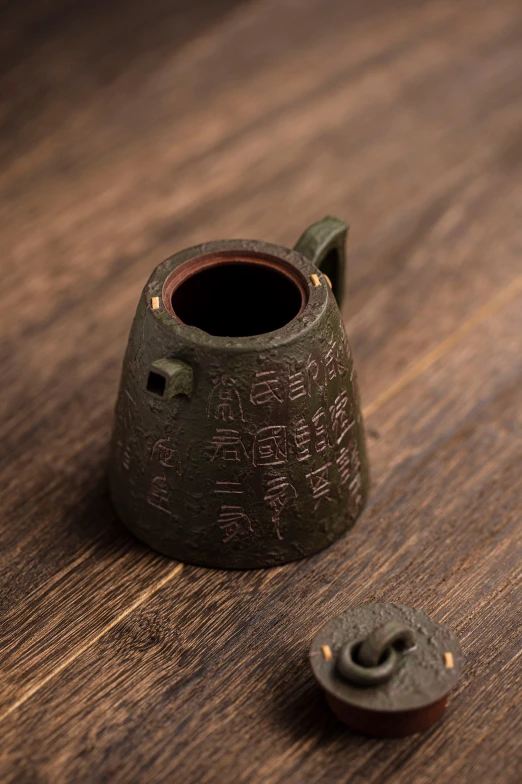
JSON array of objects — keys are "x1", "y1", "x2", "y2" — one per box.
[
  {"x1": 151, "y1": 297, "x2": 161, "y2": 310},
  {"x1": 321, "y1": 645, "x2": 333, "y2": 661},
  {"x1": 444, "y1": 652, "x2": 454, "y2": 669},
  {"x1": 310, "y1": 273, "x2": 321, "y2": 288}
]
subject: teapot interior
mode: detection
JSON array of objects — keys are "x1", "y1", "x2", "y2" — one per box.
[{"x1": 169, "y1": 258, "x2": 306, "y2": 337}]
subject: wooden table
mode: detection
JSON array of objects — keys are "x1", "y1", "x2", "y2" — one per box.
[{"x1": 1, "y1": 0, "x2": 521, "y2": 781}]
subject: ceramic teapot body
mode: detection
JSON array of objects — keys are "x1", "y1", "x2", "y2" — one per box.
[{"x1": 109, "y1": 217, "x2": 368, "y2": 568}]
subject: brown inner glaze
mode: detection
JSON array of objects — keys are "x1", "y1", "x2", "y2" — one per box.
[{"x1": 163, "y1": 252, "x2": 308, "y2": 337}]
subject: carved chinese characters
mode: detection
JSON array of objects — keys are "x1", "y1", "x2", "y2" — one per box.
[
  {"x1": 203, "y1": 326, "x2": 362, "y2": 545},
  {"x1": 329, "y1": 390, "x2": 354, "y2": 446},
  {"x1": 217, "y1": 505, "x2": 253, "y2": 543},
  {"x1": 264, "y1": 476, "x2": 298, "y2": 540},
  {"x1": 208, "y1": 428, "x2": 249, "y2": 463},
  {"x1": 253, "y1": 426, "x2": 288, "y2": 467},
  {"x1": 306, "y1": 462, "x2": 333, "y2": 509},
  {"x1": 207, "y1": 375, "x2": 244, "y2": 422},
  {"x1": 250, "y1": 370, "x2": 284, "y2": 405},
  {"x1": 152, "y1": 438, "x2": 181, "y2": 472},
  {"x1": 147, "y1": 475, "x2": 171, "y2": 515}
]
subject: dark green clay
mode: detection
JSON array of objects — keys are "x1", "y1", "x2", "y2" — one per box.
[
  {"x1": 310, "y1": 604, "x2": 463, "y2": 737},
  {"x1": 109, "y1": 217, "x2": 368, "y2": 568}
]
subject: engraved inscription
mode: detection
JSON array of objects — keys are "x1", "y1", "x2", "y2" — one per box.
[
  {"x1": 294, "y1": 407, "x2": 332, "y2": 461},
  {"x1": 250, "y1": 370, "x2": 284, "y2": 405},
  {"x1": 329, "y1": 390, "x2": 354, "y2": 446},
  {"x1": 306, "y1": 354, "x2": 326, "y2": 394},
  {"x1": 248, "y1": 333, "x2": 352, "y2": 409},
  {"x1": 122, "y1": 443, "x2": 132, "y2": 470},
  {"x1": 288, "y1": 371, "x2": 307, "y2": 401},
  {"x1": 214, "y1": 481, "x2": 244, "y2": 494},
  {"x1": 254, "y1": 425, "x2": 288, "y2": 466},
  {"x1": 217, "y1": 505, "x2": 253, "y2": 543},
  {"x1": 336, "y1": 443, "x2": 363, "y2": 509},
  {"x1": 325, "y1": 330, "x2": 348, "y2": 381},
  {"x1": 336, "y1": 446, "x2": 351, "y2": 486},
  {"x1": 306, "y1": 462, "x2": 333, "y2": 509},
  {"x1": 116, "y1": 438, "x2": 132, "y2": 471},
  {"x1": 264, "y1": 475, "x2": 297, "y2": 540},
  {"x1": 152, "y1": 438, "x2": 181, "y2": 473},
  {"x1": 208, "y1": 429, "x2": 249, "y2": 463},
  {"x1": 348, "y1": 445, "x2": 363, "y2": 508},
  {"x1": 147, "y1": 475, "x2": 171, "y2": 515},
  {"x1": 207, "y1": 375, "x2": 244, "y2": 422},
  {"x1": 312, "y1": 407, "x2": 330, "y2": 453},
  {"x1": 119, "y1": 390, "x2": 137, "y2": 432},
  {"x1": 294, "y1": 419, "x2": 312, "y2": 462}
]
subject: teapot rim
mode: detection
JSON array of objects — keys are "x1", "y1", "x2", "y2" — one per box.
[{"x1": 145, "y1": 238, "x2": 332, "y2": 351}]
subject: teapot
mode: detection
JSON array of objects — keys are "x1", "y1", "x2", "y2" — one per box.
[{"x1": 109, "y1": 217, "x2": 368, "y2": 568}]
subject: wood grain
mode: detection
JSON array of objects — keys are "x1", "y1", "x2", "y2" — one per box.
[
  {"x1": 0, "y1": 0, "x2": 521, "y2": 781},
  {"x1": 2, "y1": 294, "x2": 521, "y2": 783}
]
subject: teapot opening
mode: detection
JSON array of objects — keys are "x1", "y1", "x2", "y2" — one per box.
[{"x1": 165, "y1": 253, "x2": 307, "y2": 338}]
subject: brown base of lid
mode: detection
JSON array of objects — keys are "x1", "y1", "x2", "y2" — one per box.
[{"x1": 326, "y1": 693, "x2": 448, "y2": 738}]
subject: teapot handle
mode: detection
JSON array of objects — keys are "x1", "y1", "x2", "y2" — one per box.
[{"x1": 294, "y1": 216, "x2": 348, "y2": 309}]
